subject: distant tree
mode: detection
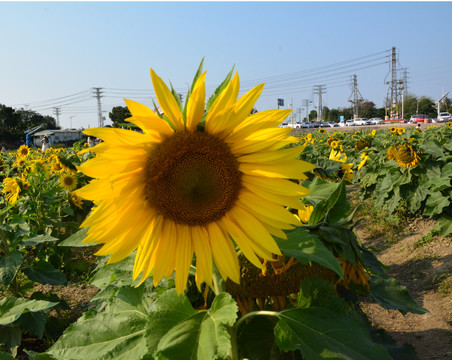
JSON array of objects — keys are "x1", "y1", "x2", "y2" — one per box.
[
  {"x1": 361, "y1": 101, "x2": 377, "y2": 118},
  {"x1": 418, "y1": 97, "x2": 436, "y2": 117},
  {"x1": 308, "y1": 110, "x2": 317, "y2": 121},
  {"x1": 109, "y1": 106, "x2": 132, "y2": 128}
]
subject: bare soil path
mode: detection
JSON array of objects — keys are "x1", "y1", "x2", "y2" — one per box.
[{"x1": 357, "y1": 218, "x2": 452, "y2": 359}]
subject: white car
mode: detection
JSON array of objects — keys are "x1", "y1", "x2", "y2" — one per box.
[
  {"x1": 369, "y1": 118, "x2": 383, "y2": 125},
  {"x1": 437, "y1": 112, "x2": 451, "y2": 122},
  {"x1": 345, "y1": 120, "x2": 356, "y2": 126},
  {"x1": 354, "y1": 118, "x2": 372, "y2": 126}
]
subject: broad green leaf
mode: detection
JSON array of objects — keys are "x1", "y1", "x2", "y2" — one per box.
[
  {"x1": 0, "y1": 251, "x2": 23, "y2": 287},
  {"x1": 47, "y1": 310, "x2": 147, "y2": 360},
  {"x1": 433, "y1": 216, "x2": 452, "y2": 237},
  {"x1": 58, "y1": 228, "x2": 94, "y2": 247},
  {"x1": 277, "y1": 228, "x2": 343, "y2": 278},
  {"x1": 0, "y1": 352, "x2": 16, "y2": 360},
  {"x1": 15, "y1": 310, "x2": 48, "y2": 338},
  {"x1": 370, "y1": 273, "x2": 427, "y2": 315},
  {"x1": 237, "y1": 316, "x2": 281, "y2": 360},
  {"x1": 296, "y1": 278, "x2": 346, "y2": 312},
  {"x1": 303, "y1": 178, "x2": 338, "y2": 205},
  {"x1": 0, "y1": 298, "x2": 58, "y2": 326},
  {"x1": 275, "y1": 307, "x2": 392, "y2": 360},
  {"x1": 420, "y1": 139, "x2": 445, "y2": 158},
  {"x1": 22, "y1": 235, "x2": 59, "y2": 247},
  {"x1": 0, "y1": 325, "x2": 22, "y2": 356},
  {"x1": 148, "y1": 290, "x2": 237, "y2": 360},
  {"x1": 104, "y1": 284, "x2": 152, "y2": 314},
  {"x1": 23, "y1": 260, "x2": 67, "y2": 285},
  {"x1": 24, "y1": 350, "x2": 56, "y2": 360},
  {"x1": 423, "y1": 191, "x2": 450, "y2": 217}
]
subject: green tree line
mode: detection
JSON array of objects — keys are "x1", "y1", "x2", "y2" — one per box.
[{"x1": 0, "y1": 104, "x2": 59, "y2": 146}]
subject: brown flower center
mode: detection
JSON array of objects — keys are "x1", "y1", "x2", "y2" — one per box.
[{"x1": 144, "y1": 131, "x2": 242, "y2": 226}]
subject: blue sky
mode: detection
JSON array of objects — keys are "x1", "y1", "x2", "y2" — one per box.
[{"x1": 1, "y1": 1, "x2": 451, "y2": 129}]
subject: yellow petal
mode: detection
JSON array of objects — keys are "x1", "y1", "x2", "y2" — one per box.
[
  {"x1": 186, "y1": 72, "x2": 206, "y2": 132},
  {"x1": 191, "y1": 226, "x2": 213, "y2": 288},
  {"x1": 175, "y1": 224, "x2": 193, "y2": 293},
  {"x1": 150, "y1": 68, "x2": 184, "y2": 131},
  {"x1": 124, "y1": 98, "x2": 174, "y2": 137}
]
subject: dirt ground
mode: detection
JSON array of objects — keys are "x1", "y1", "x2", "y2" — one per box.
[{"x1": 357, "y1": 218, "x2": 452, "y2": 360}]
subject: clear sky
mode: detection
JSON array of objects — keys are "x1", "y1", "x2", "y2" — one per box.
[{"x1": 1, "y1": 1, "x2": 451, "y2": 129}]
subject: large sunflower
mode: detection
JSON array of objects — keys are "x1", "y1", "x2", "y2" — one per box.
[{"x1": 76, "y1": 68, "x2": 315, "y2": 293}]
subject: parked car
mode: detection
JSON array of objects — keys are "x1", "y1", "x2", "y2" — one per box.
[
  {"x1": 354, "y1": 118, "x2": 372, "y2": 126},
  {"x1": 369, "y1": 118, "x2": 383, "y2": 125},
  {"x1": 325, "y1": 121, "x2": 339, "y2": 127},
  {"x1": 345, "y1": 119, "x2": 356, "y2": 126},
  {"x1": 437, "y1": 112, "x2": 452, "y2": 122},
  {"x1": 409, "y1": 115, "x2": 432, "y2": 124}
]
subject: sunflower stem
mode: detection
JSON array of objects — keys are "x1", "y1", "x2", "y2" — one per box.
[{"x1": 212, "y1": 263, "x2": 225, "y2": 295}]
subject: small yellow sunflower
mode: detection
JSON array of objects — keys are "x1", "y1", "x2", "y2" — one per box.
[
  {"x1": 71, "y1": 192, "x2": 84, "y2": 209},
  {"x1": 447, "y1": 121, "x2": 452, "y2": 127},
  {"x1": 371, "y1": 129, "x2": 376, "y2": 136},
  {"x1": 329, "y1": 149, "x2": 354, "y2": 182},
  {"x1": 2, "y1": 177, "x2": 21, "y2": 204},
  {"x1": 397, "y1": 127, "x2": 405, "y2": 135},
  {"x1": 318, "y1": 128, "x2": 326, "y2": 133},
  {"x1": 298, "y1": 205, "x2": 314, "y2": 223},
  {"x1": 330, "y1": 140, "x2": 339, "y2": 149},
  {"x1": 17, "y1": 145, "x2": 30, "y2": 158},
  {"x1": 390, "y1": 126, "x2": 397, "y2": 133},
  {"x1": 76, "y1": 67, "x2": 315, "y2": 294},
  {"x1": 59, "y1": 173, "x2": 77, "y2": 191},
  {"x1": 357, "y1": 154, "x2": 369, "y2": 171}
]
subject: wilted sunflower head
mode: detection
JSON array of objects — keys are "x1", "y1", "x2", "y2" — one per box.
[
  {"x1": 355, "y1": 139, "x2": 371, "y2": 151},
  {"x1": 389, "y1": 144, "x2": 420, "y2": 167},
  {"x1": 76, "y1": 65, "x2": 315, "y2": 294}
]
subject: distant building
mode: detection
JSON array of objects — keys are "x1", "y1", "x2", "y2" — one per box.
[{"x1": 32, "y1": 130, "x2": 84, "y2": 147}]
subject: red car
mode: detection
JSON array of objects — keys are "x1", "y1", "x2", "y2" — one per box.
[{"x1": 409, "y1": 115, "x2": 431, "y2": 123}]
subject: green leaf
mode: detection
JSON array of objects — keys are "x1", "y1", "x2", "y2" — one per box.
[
  {"x1": 22, "y1": 235, "x2": 59, "y2": 247},
  {"x1": 0, "y1": 251, "x2": 23, "y2": 287},
  {"x1": 204, "y1": 65, "x2": 235, "y2": 117},
  {"x1": 148, "y1": 289, "x2": 238, "y2": 360},
  {"x1": 296, "y1": 278, "x2": 346, "y2": 312},
  {"x1": 104, "y1": 284, "x2": 152, "y2": 314},
  {"x1": 0, "y1": 352, "x2": 16, "y2": 360},
  {"x1": 370, "y1": 273, "x2": 428, "y2": 315},
  {"x1": 0, "y1": 297, "x2": 58, "y2": 326},
  {"x1": 24, "y1": 260, "x2": 67, "y2": 286},
  {"x1": 15, "y1": 310, "x2": 48, "y2": 338},
  {"x1": 0, "y1": 325, "x2": 22, "y2": 356},
  {"x1": 24, "y1": 350, "x2": 56, "y2": 360},
  {"x1": 423, "y1": 191, "x2": 450, "y2": 217},
  {"x1": 420, "y1": 139, "x2": 445, "y2": 158},
  {"x1": 58, "y1": 228, "x2": 94, "y2": 247},
  {"x1": 275, "y1": 307, "x2": 392, "y2": 360},
  {"x1": 47, "y1": 310, "x2": 147, "y2": 360},
  {"x1": 276, "y1": 228, "x2": 343, "y2": 277},
  {"x1": 433, "y1": 216, "x2": 452, "y2": 237},
  {"x1": 237, "y1": 316, "x2": 280, "y2": 360}
]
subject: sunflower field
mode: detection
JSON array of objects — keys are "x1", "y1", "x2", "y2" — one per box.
[{"x1": 0, "y1": 62, "x2": 450, "y2": 360}]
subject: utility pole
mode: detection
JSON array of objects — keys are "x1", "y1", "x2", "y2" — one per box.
[
  {"x1": 385, "y1": 47, "x2": 399, "y2": 120},
  {"x1": 53, "y1": 107, "x2": 61, "y2": 127},
  {"x1": 348, "y1": 74, "x2": 363, "y2": 119},
  {"x1": 69, "y1": 115, "x2": 77, "y2": 130},
  {"x1": 301, "y1": 99, "x2": 312, "y2": 122},
  {"x1": 313, "y1": 85, "x2": 326, "y2": 121},
  {"x1": 92, "y1": 87, "x2": 104, "y2": 127}
]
